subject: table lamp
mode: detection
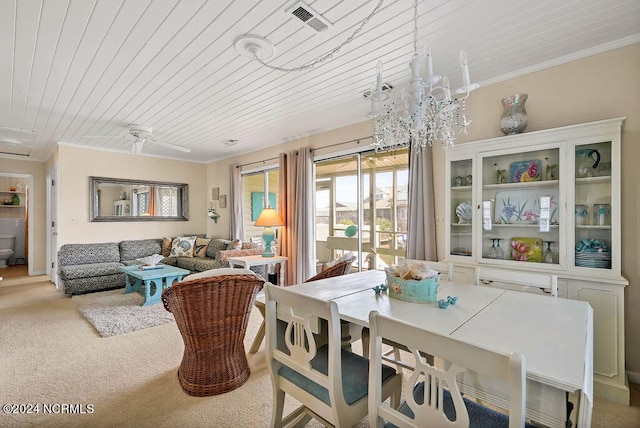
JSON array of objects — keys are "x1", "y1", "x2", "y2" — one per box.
[{"x1": 254, "y1": 207, "x2": 284, "y2": 257}]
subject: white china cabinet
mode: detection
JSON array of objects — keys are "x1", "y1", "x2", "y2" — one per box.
[{"x1": 445, "y1": 117, "x2": 629, "y2": 404}]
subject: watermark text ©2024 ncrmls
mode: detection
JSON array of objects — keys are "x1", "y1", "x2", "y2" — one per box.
[{"x1": 3, "y1": 403, "x2": 94, "y2": 414}]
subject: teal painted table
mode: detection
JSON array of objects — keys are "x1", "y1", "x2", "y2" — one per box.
[{"x1": 121, "y1": 265, "x2": 190, "y2": 306}]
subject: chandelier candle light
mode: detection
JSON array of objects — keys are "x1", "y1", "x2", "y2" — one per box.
[
  {"x1": 254, "y1": 207, "x2": 284, "y2": 257},
  {"x1": 369, "y1": 0, "x2": 479, "y2": 152}
]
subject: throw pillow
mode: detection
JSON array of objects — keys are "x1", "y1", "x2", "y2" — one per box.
[
  {"x1": 161, "y1": 237, "x2": 173, "y2": 257},
  {"x1": 206, "y1": 239, "x2": 232, "y2": 258},
  {"x1": 182, "y1": 268, "x2": 260, "y2": 282},
  {"x1": 169, "y1": 236, "x2": 197, "y2": 257},
  {"x1": 228, "y1": 239, "x2": 242, "y2": 250},
  {"x1": 194, "y1": 237, "x2": 211, "y2": 258}
]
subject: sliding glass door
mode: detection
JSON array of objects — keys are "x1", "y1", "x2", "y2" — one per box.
[
  {"x1": 241, "y1": 169, "x2": 279, "y2": 243},
  {"x1": 315, "y1": 149, "x2": 408, "y2": 272}
]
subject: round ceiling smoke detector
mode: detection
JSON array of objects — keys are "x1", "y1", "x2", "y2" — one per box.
[{"x1": 234, "y1": 35, "x2": 276, "y2": 60}]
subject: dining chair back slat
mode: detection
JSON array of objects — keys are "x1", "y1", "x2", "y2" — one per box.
[
  {"x1": 266, "y1": 283, "x2": 401, "y2": 427},
  {"x1": 369, "y1": 311, "x2": 527, "y2": 428}
]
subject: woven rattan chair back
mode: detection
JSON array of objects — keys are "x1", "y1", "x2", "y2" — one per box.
[
  {"x1": 162, "y1": 273, "x2": 264, "y2": 396},
  {"x1": 305, "y1": 256, "x2": 356, "y2": 283}
]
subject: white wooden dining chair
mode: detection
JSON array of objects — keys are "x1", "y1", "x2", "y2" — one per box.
[
  {"x1": 368, "y1": 310, "x2": 529, "y2": 428},
  {"x1": 475, "y1": 266, "x2": 558, "y2": 297},
  {"x1": 265, "y1": 283, "x2": 402, "y2": 427}
]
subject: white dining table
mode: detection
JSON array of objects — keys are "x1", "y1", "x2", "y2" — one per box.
[{"x1": 272, "y1": 270, "x2": 593, "y2": 428}]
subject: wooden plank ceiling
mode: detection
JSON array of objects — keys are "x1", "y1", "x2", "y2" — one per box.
[{"x1": 0, "y1": 0, "x2": 638, "y2": 162}]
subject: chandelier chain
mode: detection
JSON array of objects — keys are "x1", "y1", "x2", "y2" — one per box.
[
  {"x1": 253, "y1": 0, "x2": 386, "y2": 73},
  {"x1": 412, "y1": 0, "x2": 419, "y2": 57}
]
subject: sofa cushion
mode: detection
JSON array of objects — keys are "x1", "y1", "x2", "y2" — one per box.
[
  {"x1": 188, "y1": 257, "x2": 224, "y2": 272},
  {"x1": 59, "y1": 262, "x2": 124, "y2": 280},
  {"x1": 62, "y1": 273, "x2": 126, "y2": 295},
  {"x1": 170, "y1": 236, "x2": 196, "y2": 257},
  {"x1": 176, "y1": 257, "x2": 202, "y2": 272},
  {"x1": 160, "y1": 256, "x2": 179, "y2": 266},
  {"x1": 58, "y1": 243, "x2": 120, "y2": 266},
  {"x1": 206, "y1": 238, "x2": 231, "y2": 258},
  {"x1": 194, "y1": 237, "x2": 211, "y2": 257},
  {"x1": 119, "y1": 239, "x2": 162, "y2": 262}
]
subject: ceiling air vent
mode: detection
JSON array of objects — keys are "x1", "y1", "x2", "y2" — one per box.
[
  {"x1": 0, "y1": 146, "x2": 31, "y2": 157},
  {"x1": 286, "y1": 2, "x2": 332, "y2": 33}
]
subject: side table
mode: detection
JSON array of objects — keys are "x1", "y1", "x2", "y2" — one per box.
[{"x1": 226, "y1": 255, "x2": 287, "y2": 286}]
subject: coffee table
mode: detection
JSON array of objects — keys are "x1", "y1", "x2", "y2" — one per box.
[{"x1": 121, "y1": 265, "x2": 190, "y2": 306}]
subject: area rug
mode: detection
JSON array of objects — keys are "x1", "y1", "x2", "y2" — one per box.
[{"x1": 72, "y1": 289, "x2": 175, "y2": 338}]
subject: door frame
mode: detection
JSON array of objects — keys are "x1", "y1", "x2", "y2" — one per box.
[
  {"x1": 0, "y1": 172, "x2": 34, "y2": 275},
  {"x1": 46, "y1": 167, "x2": 59, "y2": 286}
]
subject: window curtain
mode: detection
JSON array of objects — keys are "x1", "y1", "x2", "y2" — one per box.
[
  {"x1": 278, "y1": 148, "x2": 315, "y2": 285},
  {"x1": 148, "y1": 188, "x2": 157, "y2": 216},
  {"x1": 230, "y1": 165, "x2": 244, "y2": 240},
  {"x1": 406, "y1": 145, "x2": 437, "y2": 261}
]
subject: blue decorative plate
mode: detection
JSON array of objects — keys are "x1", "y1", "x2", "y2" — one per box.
[{"x1": 345, "y1": 225, "x2": 358, "y2": 237}]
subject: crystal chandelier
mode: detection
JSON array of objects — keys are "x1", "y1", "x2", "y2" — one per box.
[{"x1": 368, "y1": 0, "x2": 479, "y2": 152}]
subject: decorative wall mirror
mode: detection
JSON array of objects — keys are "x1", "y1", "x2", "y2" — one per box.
[{"x1": 90, "y1": 176, "x2": 188, "y2": 222}]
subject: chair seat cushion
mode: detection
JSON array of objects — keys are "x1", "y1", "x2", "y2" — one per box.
[
  {"x1": 387, "y1": 381, "x2": 535, "y2": 428},
  {"x1": 279, "y1": 344, "x2": 396, "y2": 406}
]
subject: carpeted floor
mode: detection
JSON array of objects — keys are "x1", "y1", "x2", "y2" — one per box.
[
  {"x1": 72, "y1": 289, "x2": 175, "y2": 337},
  {"x1": 1, "y1": 276, "x2": 639, "y2": 427}
]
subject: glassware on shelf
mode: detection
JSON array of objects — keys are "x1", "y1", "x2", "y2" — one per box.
[
  {"x1": 545, "y1": 156, "x2": 558, "y2": 181},
  {"x1": 593, "y1": 204, "x2": 610, "y2": 226},
  {"x1": 495, "y1": 238, "x2": 504, "y2": 259},
  {"x1": 485, "y1": 238, "x2": 499, "y2": 259},
  {"x1": 495, "y1": 163, "x2": 507, "y2": 184},
  {"x1": 543, "y1": 241, "x2": 556, "y2": 264}
]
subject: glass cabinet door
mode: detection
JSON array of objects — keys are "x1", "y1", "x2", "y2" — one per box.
[
  {"x1": 449, "y1": 159, "x2": 473, "y2": 258},
  {"x1": 479, "y1": 147, "x2": 560, "y2": 266},
  {"x1": 574, "y1": 141, "x2": 612, "y2": 271}
]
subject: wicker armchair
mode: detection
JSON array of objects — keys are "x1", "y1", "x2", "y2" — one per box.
[
  {"x1": 248, "y1": 256, "x2": 356, "y2": 353},
  {"x1": 162, "y1": 273, "x2": 264, "y2": 396},
  {"x1": 305, "y1": 256, "x2": 356, "y2": 281}
]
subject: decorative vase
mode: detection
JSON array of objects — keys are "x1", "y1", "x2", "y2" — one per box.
[
  {"x1": 11, "y1": 193, "x2": 20, "y2": 206},
  {"x1": 499, "y1": 93, "x2": 528, "y2": 135}
]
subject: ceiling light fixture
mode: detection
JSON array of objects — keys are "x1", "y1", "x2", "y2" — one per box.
[
  {"x1": 234, "y1": 0, "x2": 385, "y2": 73},
  {"x1": 368, "y1": 0, "x2": 479, "y2": 152}
]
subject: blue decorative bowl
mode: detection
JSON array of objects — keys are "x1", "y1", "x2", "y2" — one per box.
[{"x1": 386, "y1": 272, "x2": 441, "y2": 303}]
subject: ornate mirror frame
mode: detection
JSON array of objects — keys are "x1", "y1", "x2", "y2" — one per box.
[{"x1": 89, "y1": 176, "x2": 189, "y2": 222}]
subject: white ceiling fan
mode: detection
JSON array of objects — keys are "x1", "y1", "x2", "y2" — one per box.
[{"x1": 84, "y1": 124, "x2": 191, "y2": 154}]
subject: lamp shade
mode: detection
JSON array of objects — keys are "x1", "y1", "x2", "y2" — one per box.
[
  {"x1": 254, "y1": 208, "x2": 284, "y2": 258},
  {"x1": 254, "y1": 208, "x2": 284, "y2": 227}
]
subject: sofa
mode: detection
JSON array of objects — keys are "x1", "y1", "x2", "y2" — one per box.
[{"x1": 58, "y1": 238, "x2": 264, "y2": 295}]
